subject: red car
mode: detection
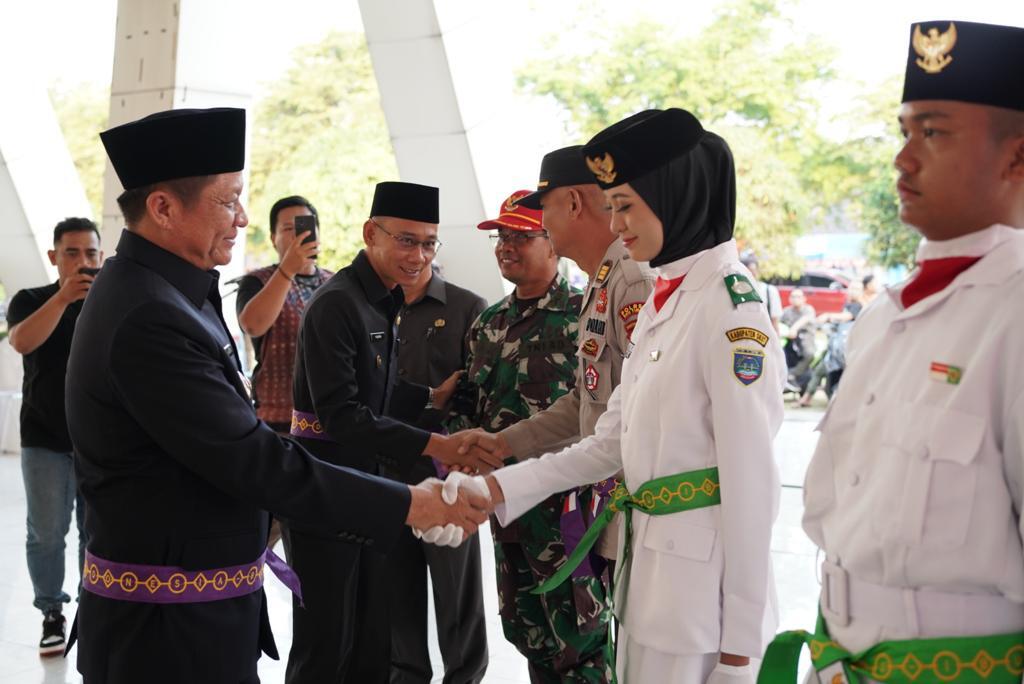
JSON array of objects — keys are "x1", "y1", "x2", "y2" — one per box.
[{"x1": 770, "y1": 269, "x2": 851, "y2": 315}]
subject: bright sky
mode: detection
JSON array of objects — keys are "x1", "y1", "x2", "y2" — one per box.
[{"x1": 8, "y1": 0, "x2": 1022, "y2": 93}]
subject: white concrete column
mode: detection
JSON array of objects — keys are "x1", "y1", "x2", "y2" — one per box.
[
  {"x1": 357, "y1": 0, "x2": 524, "y2": 302},
  {"x1": 102, "y1": 0, "x2": 254, "y2": 286},
  {"x1": 0, "y1": 70, "x2": 92, "y2": 297}
]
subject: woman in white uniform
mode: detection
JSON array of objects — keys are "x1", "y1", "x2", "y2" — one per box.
[{"x1": 445, "y1": 108, "x2": 786, "y2": 682}]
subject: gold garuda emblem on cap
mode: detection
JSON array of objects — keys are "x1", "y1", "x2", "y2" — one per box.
[
  {"x1": 586, "y1": 153, "x2": 617, "y2": 184},
  {"x1": 913, "y1": 22, "x2": 957, "y2": 74}
]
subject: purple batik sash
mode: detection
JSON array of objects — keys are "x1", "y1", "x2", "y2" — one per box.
[
  {"x1": 83, "y1": 547, "x2": 303, "y2": 605},
  {"x1": 290, "y1": 410, "x2": 331, "y2": 441},
  {"x1": 559, "y1": 478, "x2": 618, "y2": 580}
]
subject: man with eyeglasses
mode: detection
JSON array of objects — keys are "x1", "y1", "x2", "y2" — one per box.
[
  {"x1": 447, "y1": 191, "x2": 602, "y2": 681},
  {"x1": 287, "y1": 181, "x2": 502, "y2": 683}
]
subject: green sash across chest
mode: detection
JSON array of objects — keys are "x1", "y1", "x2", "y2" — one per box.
[
  {"x1": 533, "y1": 466, "x2": 722, "y2": 595},
  {"x1": 758, "y1": 613, "x2": 1024, "y2": 684}
]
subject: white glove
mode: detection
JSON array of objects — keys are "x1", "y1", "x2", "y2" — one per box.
[
  {"x1": 414, "y1": 472, "x2": 490, "y2": 548},
  {"x1": 441, "y1": 471, "x2": 490, "y2": 505},
  {"x1": 705, "y1": 663, "x2": 754, "y2": 684}
]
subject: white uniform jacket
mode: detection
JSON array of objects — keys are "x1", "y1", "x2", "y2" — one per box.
[
  {"x1": 493, "y1": 239, "x2": 785, "y2": 658},
  {"x1": 802, "y1": 225, "x2": 1024, "y2": 650}
]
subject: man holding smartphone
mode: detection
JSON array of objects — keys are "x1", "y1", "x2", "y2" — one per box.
[
  {"x1": 6, "y1": 217, "x2": 102, "y2": 656},
  {"x1": 236, "y1": 196, "x2": 330, "y2": 434}
]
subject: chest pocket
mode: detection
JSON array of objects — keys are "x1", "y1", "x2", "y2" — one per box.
[
  {"x1": 870, "y1": 403, "x2": 986, "y2": 550},
  {"x1": 516, "y1": 337, "x2": 577, "y2": 408}
]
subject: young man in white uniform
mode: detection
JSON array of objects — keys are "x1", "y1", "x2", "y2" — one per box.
[{"x1": 758, "y1": 19, "x2": 1024, "y2": 684}]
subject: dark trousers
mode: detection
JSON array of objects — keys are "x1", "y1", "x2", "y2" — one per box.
[
  {"x1": 285, "y1": 526, "x2": 390, "y2": 684},
  {"x1": 388, "y1": 527, "x2": 488, "y2": 684}
]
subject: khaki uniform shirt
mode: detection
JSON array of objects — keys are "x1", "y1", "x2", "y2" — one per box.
[{"x1": 501, "y1": 240, "x2": 653, "y2": 557}]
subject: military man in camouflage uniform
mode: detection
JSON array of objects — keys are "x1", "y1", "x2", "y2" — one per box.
[
  {"x1": 448, "y1": 191, "x2": 605, "y2": 683},
  {"x1": 472, "y1": 146, "x2": 653, "y2": 571}
]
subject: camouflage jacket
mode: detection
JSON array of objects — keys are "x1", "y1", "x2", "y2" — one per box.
[{"x1": 448, "y1": 273, "x2": 583, "y2": 435}]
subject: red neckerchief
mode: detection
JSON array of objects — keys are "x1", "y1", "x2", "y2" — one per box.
[
  {"x1": 653, "y1": 275, "x2": 686, "y2": 312},
  {"x1": 900, "y1": 256, "x2": 982, "y2": 308}
]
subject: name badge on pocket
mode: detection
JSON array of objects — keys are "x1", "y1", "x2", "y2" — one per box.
[{"x1": 370, "y1": 331, "x2": 385, "y2": 342}]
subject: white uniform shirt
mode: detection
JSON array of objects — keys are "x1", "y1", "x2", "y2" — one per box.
[
  {"x1": 803, "y1": 224, "x2": 1024, "y2": 648},
  {"x1": 493, "y1": 239, "x2": 785, "y2": 658}
]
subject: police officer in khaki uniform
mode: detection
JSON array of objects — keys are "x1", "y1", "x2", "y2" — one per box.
[{"x1": 461, "y1": 146, "x2": 652, "y2": 567}]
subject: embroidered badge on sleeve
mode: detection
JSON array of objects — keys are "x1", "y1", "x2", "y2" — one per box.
[{"x1": 733, "y1": 347, "x2": 765, "y2": 385}]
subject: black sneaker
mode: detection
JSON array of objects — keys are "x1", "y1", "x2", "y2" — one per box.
[{"x1": 39, "y1": 609, "x2": 66, "y2": 657}]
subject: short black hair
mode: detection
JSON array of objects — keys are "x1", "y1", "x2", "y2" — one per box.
[
  {"x1": 116, "y1": 176, "x2": 212, "y2": 227},
  {"x1": 53, "y1": 217, "x2": 100, "y2": 245},
  {"x1": 862, "y1": 274, "x2": 875, "y2": 288},
  {"x1": 269, "y1": 195, "x2": 318, "y2": 236}
]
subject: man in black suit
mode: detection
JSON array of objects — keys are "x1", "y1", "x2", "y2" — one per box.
[
  {"x1": 286, "y1": 182, "x2": 502, "y2": 683},
  {"x1": 64, "y1": 108, "x2": 489, "y2": 684}
]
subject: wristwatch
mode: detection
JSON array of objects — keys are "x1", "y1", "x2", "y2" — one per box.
[{"x1": 426, "y1": 386, "x2": 435, "y2": 410}]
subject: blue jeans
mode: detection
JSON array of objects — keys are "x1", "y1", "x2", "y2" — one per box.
[{"x1": 21, "y1": 446, "x2": 87, "y2": 613}]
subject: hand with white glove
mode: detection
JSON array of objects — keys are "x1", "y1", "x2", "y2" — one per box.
[
  {"x1": 414, "y1": 472, "x2": 492, "y2": 548},
  {"x1": 406, "y1": 476, "x2": 490, "y2": 547},
  {"x1": 705, "y1": 662, "x2": 754, "y2": 684}
]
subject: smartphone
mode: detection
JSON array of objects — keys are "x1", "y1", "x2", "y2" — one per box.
[
  {"x1": 295, "y1": 215, "x2": 317, "y2": 246},
  {"x1": 79, "y1": 267, "x2": 101, "y2": 277}
]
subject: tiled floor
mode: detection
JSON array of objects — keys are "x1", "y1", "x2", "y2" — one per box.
[{"x1": 0, "y1": 407, "x2": 821, "y2": 683}]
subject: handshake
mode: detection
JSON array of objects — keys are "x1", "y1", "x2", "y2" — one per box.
[
  {"x1": 404, "y1": 472, "x2": 503, "y2": 547},
  {"x1": 424, "y1": 428, "x2": 512, "y2": 475}
]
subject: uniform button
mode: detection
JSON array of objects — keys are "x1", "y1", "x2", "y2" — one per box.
[
  {"x1": 920, "y1": 447, "x2": 930, "y2": 461},
  {"x1": 848, "y1": 472, "x2": 860, "y2": 486},
  {"x1": 866, "y1": 393, "x2": 875, "y2": 405},
  {"x1": 665, "y1": 539, "x2": 675, "y2": 551},
  {"x1": 623, "y1": 425, "x2": 628, "y2": 433},
  {"x1": 892, "y1": 321, "x2": 906, "y2": 334},
  {"x1": 365, "y1": 538, "x2": 374, "y2": 546},
  {"x1": 398, "y1": 368, "x2": 407, "y2": 376}
]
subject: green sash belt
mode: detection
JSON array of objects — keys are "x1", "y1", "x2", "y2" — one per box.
[
  {"x1": 533, "y1": 466, "x2": 721, "y2": 595},
  {"x1": 758, "y1": 613, "x2": 1024, "y2": 684}
]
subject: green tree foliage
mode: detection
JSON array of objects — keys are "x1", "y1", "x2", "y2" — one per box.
[
  {"x1": 50, "y1": 82, "x2": 109, "y2": 221},
  {"x1": 517, "y1": 0, "x2": 906, "y2": 276},
  {"x1": 247, "y1": 31, "x2": 397, "y2": 269}
]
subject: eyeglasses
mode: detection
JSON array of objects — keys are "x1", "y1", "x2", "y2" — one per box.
[
  {"x1": 490, "y1": 230, "x2": 549, "y2": 246},
  {"x1": 370, "y1": 218, "x2": 442, "y2": 255}
]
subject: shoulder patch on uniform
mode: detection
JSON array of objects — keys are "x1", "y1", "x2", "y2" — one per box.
[
  {"x1": 618, "y1": 302, "x2": 644, "y2": 321},
  {"x1": 581, "y1": 338, "x2": 600, "y2": 357},
  {"x1": 725, "y1": 327, "x2": 769, "y2": 347},
  {"x1": 618, "y1": 301, "x2": 644, "y2": 341},
  {"x1": 724, "y1": 274, "x2": 762, "y2": 307},
  {"x1": 595, "y1": 260, "x2": 613, "y2": 285},
  {"x1": 732, "y1": 347, "x2": 765, "y2": 385}
]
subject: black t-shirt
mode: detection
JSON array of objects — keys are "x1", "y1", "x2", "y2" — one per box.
[
  {"x1": 844, "y1": 301, "x2": 864, "y2": 320},
  {"x1": 6, "y1": 282, "x2": 82, "y2": 451}
]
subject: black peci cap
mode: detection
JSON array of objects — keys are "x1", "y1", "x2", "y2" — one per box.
[
  {"x1": 902, "y1": 20, "x2": 1024, "y2": 111},
  {"x1": 515, "y1": 145, "x2": 596, "y2": 210},
  {"x1": 100, "y1": 108, "x2": 246, "y2": 190},
  {"x1": 581, "y1": 109, "x2": 705, "y2": 189},
  {"x1": 370, "y1": 181, "x2": 440, "y2": 224}
]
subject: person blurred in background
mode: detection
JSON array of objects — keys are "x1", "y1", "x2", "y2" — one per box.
[{"x1": 7, "y1": 217, "x2": 102, "y2": 656}]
